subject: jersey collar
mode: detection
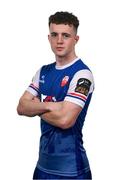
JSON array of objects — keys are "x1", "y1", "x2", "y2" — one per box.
[{"x1": 55, "y1": 57, "x2": 80, "y2": 70}]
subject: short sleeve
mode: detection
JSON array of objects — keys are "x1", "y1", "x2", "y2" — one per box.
[
  {"x1": 64, "y1": 69, "x2": 94, "y2": 108},
  {"x1": 26, "y1": 68, "x2": 41, "y2": 96}
]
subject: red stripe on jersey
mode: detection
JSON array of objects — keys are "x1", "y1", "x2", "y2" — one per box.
[{"x1": 68, "y1": 92, "x2": 87, "y2": 101}]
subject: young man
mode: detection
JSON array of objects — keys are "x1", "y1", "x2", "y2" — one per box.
[{"x1": 17, "y1": 11, "x2": 94, "y2": 179}]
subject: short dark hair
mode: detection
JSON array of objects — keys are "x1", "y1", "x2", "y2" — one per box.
[{"x1": 49, "y1": 11, "x2": 79, "y2": 33}]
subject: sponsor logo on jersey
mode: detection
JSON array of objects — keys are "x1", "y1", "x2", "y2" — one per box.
[
  {"x1": 39, "y1": 75, "x2": 45, "y2": 83},
  {"x1": 75, "y1": 78, "x2": 91, "y2": 96},
  {"x1": 61, "y1": 76, "x2": 69, "y2": 87}
]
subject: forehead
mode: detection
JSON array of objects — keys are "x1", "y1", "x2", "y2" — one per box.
[{"x1": 49, "y1": 23, "x2": 75, "y2": 34}]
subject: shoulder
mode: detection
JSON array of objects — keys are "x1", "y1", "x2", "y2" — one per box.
[
  {"x1": 75, "y1": 59, "x2": 91, "y2": 71},
  {"x1": 41, "y1": 62, "x2": 56, "y2": 71},
  {"x1": 75, "y1": 69, "x2": 94, "y2": 81},
  {"x1": 75, "y1": 59, "x2": 94, "y2": 80},
  {"x1": 71, "y1": 60, "x2": 95, "y2": 93}
]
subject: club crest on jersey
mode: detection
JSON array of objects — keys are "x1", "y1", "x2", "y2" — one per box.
[{"x1": 61, "y1": 76, "x2": 69, "y2": 87}]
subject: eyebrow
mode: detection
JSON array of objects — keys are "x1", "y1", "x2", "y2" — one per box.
[
  {"x1": 50, "y1": 32, "x2": 57, "y2": 35},
  {"x1": 50, "y1": 32, "x2": 72, "y2": 36}
]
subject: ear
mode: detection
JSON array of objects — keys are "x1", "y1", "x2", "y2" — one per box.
[
  {"x1": 75, "y1": 35, "x2": 79, "y2": 43},
  {"x1": 48, "y1": 34, "x2": 51, "y2": 42}
]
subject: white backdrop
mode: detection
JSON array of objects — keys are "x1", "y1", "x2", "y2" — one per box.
[{"x1": 0, "y1": 0, "x2": 117, "y2": 179}]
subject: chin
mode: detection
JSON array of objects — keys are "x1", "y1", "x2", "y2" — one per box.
[
  {"x1": 56, "y1": 52, "x2": 66, "y2": 57},
  {"x1": 56, "y1": 54, "x2": 66, "y2": 58}
]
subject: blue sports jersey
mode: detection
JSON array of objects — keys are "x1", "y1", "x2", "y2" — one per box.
[{"x1": 27, "y1": 58, "x2": 94, "y2": 176}]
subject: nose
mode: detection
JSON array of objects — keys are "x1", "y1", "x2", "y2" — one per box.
[{"x1": 57, "y1": 35, "x2": 63, "y2": 44}]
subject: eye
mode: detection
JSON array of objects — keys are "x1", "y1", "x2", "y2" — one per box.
[
  {"x1": 62, "y1": 33, "x2": 71, "y2": 39},
  {"x1": 51, "y1": 32, "x2": 57, "y2": 37}
]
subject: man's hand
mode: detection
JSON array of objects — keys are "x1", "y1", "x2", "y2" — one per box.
[{"x1": 17, "y1": 91, "x2": 50, "y2": 117}]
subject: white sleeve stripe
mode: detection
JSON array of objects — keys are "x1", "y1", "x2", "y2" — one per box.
[
  {"x1": 64, "y1": 97, "x2": 84, "y2": 108},
  {"x1": 67, "y1": 92, "x2": 87, "y2": 101},
  {"x1": 66, "y1": 94, "x2": 86, "y2": 103},
  {"x1": 29, "y1": 83, "x2": 39, "y2": 92},
  {"x1": 26, "y1": 87, "x2": 38, "y2": 96}
]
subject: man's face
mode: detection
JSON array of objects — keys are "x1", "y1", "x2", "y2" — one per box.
[{"x1": 48, "y1": 23, "x2": 79, "y2": 58}]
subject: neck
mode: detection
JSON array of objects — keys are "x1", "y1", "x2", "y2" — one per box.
[{"x1": 56, "y1": 54, "x2": 78, "y2": 66}]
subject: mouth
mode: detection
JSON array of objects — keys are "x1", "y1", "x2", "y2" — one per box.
[{"x1": 56, "y1": 47, "x2": 64, "y2": 51}]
